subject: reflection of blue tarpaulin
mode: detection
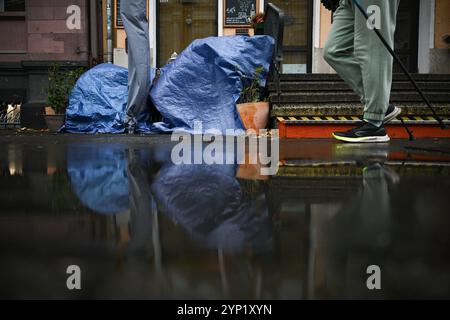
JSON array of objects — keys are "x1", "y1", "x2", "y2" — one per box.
[
  {"x1": 151, "y1": 163, "x2": 274, "y2": 252},
  {"x1": 67, "y1": 144, "x2": 163, "y2": 215},
  {"x1": 67, "y1": 144, "x2": 274, "y2": 252},
  {"x1": 63, "y1": 36, "x2": 274, "y2": 134},
  {"x1": 67, "y1": 145, "x2": 130, "y2": 215}
]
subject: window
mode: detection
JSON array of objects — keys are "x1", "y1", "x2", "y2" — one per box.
[{"x1": 0, "y1": 0, "x2": 25, "y2": 12}]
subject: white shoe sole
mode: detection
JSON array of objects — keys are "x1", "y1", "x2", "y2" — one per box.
[
  {"x1": 384, "y1": 107, "x2": 402, "y2": 123},
  {"x1": 333, "y1": 133, "x2": 391, "y2": 143}
]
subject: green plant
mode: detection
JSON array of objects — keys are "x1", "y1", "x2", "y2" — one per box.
[
  {"x1": 238, "y1": 66, "x2": 269, "y2": 104},
  {"x1": 46, "y1": 64, "x2": 84, "y2": 114}
]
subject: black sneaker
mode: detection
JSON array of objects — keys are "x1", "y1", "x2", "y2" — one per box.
[
  {"x1": 333, "y1": 121, "x2": 390, "y2": 143},
  {"x1": 384, "y1": 105, "x2": 402, "y2": 123},
  {"x1": 124, "y1": 116, "x2": 137, "y2": 134}
]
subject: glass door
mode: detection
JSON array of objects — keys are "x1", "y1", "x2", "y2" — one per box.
[
  {"x1": 157, "y1": 0, "x2": 218, "y2": 67},
  {"x1": 269, "y1": 0, "x2": 312, "y2": 73}
]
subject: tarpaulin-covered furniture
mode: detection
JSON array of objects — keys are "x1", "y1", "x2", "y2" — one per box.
[{"x1": 63, "y1": 36, "x2": 275, "y2": 134}]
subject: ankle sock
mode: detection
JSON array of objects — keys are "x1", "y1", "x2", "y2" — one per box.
[{"x1": 364, "y1": 118, "x2": 383, "y2": 128}]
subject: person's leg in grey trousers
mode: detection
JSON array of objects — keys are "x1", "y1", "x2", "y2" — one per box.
[
  {"x1": 121, "y1": 0, "x2": 152, "y2": 133},
  {"x1": 323, "y1": 0, "x2": 400, "y2": 143}
]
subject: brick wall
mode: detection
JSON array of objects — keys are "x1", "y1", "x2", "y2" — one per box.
[
  {"x1": 0, "y1": 20, "x2": 27, "y2": 62},
  {"x1": 26, "y1": 0, "x2": 89, "y2": 61}
]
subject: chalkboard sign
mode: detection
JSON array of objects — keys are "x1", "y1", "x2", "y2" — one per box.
[
  {"x1": 224, "y1": 0, "x2": 258, "y2": 27},
  {"x1": 115, "y1": 0, "x2": 123, "y2": 28}
]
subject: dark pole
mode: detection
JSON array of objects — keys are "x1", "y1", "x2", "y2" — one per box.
[
  {"x1": 89, "y1": 0, "x2": 99, "y2": 66},
  {"x1": 352, "y1": 0, "x2": 447, "y2": 130}
]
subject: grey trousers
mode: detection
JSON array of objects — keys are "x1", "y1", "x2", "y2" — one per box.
[
  {"x1": 324, "y1": 0, "x2": 400, "y2": 126},
  {"x1": 121, "y1": 0, "x2": 152, "y2": 123}
]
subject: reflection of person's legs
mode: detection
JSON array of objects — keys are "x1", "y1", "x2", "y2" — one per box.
[
  {"x1": 319, "y1": 163, "x2": 394, "y2": 297},
  {"x1": 361, "y1": 163, "x2": 391, "y2": 220},
  {"x1": 121, "y1": 0, "x2": 151, "y2": 133},
  {"x1": 127, "y1": 149, "x2": 155, "y2": 254}
]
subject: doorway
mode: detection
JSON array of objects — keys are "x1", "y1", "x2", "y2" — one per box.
[
  {"x1": 269, "y1": 0, "x2": 313, "y2": 73},
  {"x1": 394, "y1": 0, "x2": 420, "y2": 73},
  {"x1": 156, "y1": 0, "x2": 218, "y2": 67}
]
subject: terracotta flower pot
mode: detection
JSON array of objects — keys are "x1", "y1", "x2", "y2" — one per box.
[
  {"x1": 237, "y1": 102, "x2": 269, "y2": 131},
  {"x1": 45, "y1": 115, "x2": 65, "y2": 132},
  {"x1": 45, "y1": 106, "x2": 56, "y2": 116},
  {"x1": 44, "y1": 107, "x2": 64, "y2": 132}
]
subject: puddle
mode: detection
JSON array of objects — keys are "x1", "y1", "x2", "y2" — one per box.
[{"x1": 0, "y1": 140, "x2": 450, "y2": 299}]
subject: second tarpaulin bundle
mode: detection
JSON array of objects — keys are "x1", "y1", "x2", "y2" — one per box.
[{"x1": 62, "y1": 35, "x2": 275, "y2": 134}]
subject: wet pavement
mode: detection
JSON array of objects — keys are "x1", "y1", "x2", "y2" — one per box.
[{"x1": 1, "y1": 132, "x2": 450, "y2": 299}]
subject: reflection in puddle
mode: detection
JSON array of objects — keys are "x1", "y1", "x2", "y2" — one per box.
[
  {"x1": 67, "y1": 144, "x2": 275, "y2": 253},
  {"x1": 0, "y1": 141, "x2": 450, "y2": 299}
]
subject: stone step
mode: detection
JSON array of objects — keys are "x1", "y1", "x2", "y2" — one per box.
[
  {"x1": 269, "y1": 91, "x2": 450, "y2": 103},
  {"x1": 269, "y1": 178, "x2": 360, "y2": 203},
  {"x1": 269, "y1": 81, "x2": 450, "y2": 92},
  {"x1": 271, "y1": 103, "x2": 450, "y2": 117},
  {"x1": 277, "y1": 73, "x2": 450, "y2": 82},
  {"x1": 268, "y1": 74, "x2": 450, "y2": 118}
]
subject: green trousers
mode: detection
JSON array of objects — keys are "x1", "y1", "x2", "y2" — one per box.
[{"x1": 324, "y1": 0, "x2": 400, "y2": 125}]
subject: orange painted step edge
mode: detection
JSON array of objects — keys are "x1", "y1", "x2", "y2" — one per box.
[{"x1": 278, "y1": 123, "x2": 450, "y2": 139}]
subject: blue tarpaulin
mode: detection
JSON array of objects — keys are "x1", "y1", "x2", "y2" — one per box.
[
  {"x1": 62, "y1": 36, "x2": 274, "y2": 134},
  {"x1": 63, "y1": 64, "x2": 155, "y2": 134},
  {"x1": 150, "y1": 36, "x2": 275, "y2": 133}
]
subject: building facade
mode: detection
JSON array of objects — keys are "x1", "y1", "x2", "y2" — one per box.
[
  {"x1": 0, "y1": 0, "x2": 449, "y2": 128},
  {"x1": 314, "y1": 0, "x2": 450, "y2": 74},
  {"x1": 0, "y1": 0, "x2": 101, "y2": 127},
  {"x1": 106, "y1": 0, "x2": 449, "y2": 74}
]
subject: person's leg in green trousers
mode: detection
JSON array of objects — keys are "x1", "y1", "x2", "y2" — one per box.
[{"x1": 323, "y1": 0, "x2": 401, "y2": 143}]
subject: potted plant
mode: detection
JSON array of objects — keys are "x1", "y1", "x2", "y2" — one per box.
[
  {"x1": 236, "y1": 66, "x2": 270, "y2": 131},
  {"x1": 45, "y1": 64, "x2": 84, "y2": 132}
]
